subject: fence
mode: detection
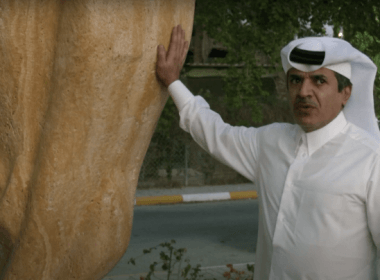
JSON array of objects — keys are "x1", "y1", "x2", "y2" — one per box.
[{"x1": 137, "y1": 133, "x2": 249, "y2": 189}]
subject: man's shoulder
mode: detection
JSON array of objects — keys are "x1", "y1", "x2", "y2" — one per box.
[{"x1": 344, "y1": 122, "x2": 380, "y2": 156}]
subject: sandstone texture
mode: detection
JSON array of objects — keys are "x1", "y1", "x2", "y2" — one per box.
[{"x1": 0, "y1": 1, "x2": 195, "y2": 279}]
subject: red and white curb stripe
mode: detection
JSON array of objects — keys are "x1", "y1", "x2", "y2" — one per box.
[{"x1": 134, "y1": 191, "x2": 257, "y2": 206}]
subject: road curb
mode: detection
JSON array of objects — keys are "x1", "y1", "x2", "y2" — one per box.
[{"x1": 134, "y1": 190, "x2": 258, "y2": 206}]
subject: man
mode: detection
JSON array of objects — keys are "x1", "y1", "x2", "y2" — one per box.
[{"x1": 156, "y1": 25, "x2": 380, "y2": 279}]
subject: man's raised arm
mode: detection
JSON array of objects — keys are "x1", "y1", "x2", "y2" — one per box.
[{"x1": 155, "y1": 25, "x2": 258, "y2": 182}]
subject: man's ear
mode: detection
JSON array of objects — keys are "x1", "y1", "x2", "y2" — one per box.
[{"x1": 341, "y1": 85, "x2": 352, "y2": 106}]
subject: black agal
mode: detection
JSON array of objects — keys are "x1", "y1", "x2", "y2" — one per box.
[{"x1": 289, "y1": 47, "x2": 325, "y2": 65}]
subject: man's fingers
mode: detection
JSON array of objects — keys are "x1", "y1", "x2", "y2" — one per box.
[
  {"x1": 167, "y1": 25, "x2": 179, "y2": 60},
  {"x1": 181, "y1": 26, "x2": 185, "y2": 43},
  {"x1": 175, "y1": 25, "x2": 182, "y2": 54},
  {"x1": 177, "y1": 25, "x2": 184, "y2": 55},
  {"x1": 157, "y1": 44, "x2": 166, "y2": 65},
  {"x1": 167, "y1": 25, "x2": 185, "y2": 62},
  {"x1": 156, "y1": 25, "x2": 186, "y2": 87}
]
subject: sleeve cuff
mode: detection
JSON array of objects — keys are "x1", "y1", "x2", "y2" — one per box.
[{"x1": 168, "y1": 80, "x2": 194, "y2": 111}]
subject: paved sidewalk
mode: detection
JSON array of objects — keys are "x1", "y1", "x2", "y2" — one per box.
[{"x1": 135, "y1": 183, "x2": 258, "y2": 206}]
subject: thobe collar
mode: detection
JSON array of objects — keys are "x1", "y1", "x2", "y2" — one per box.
[{"x1": 295, "y1": 111, "x2": 348, "y2": 156}]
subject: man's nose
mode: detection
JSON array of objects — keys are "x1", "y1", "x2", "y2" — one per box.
[{"x1": 298, "y1": 78, "x2": 313, "y2": 98}]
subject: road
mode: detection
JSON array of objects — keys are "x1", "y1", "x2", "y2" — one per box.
[{"x1": 103, "y1": 199, "x2": 259, "y2": 278}]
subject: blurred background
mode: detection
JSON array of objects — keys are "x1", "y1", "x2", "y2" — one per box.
[{"x1": 138, "y1": 0, "x2": 380, "y2": 189}]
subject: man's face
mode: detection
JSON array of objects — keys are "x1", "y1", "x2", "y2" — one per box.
[{"x1": 287, "y1": 67, "x2": 351, "y2": 132}]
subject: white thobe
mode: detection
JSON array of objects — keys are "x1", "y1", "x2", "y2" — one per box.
[{"x1": 168, "y1": 80, "x2": 380, "y2": 280}]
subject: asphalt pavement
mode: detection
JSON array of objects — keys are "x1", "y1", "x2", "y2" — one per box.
[{"x1": 102, "y1": 183, "x2": 258, "y2": 280}]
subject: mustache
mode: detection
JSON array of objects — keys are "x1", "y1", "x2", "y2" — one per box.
[{"x1": 294, "y1": 98, "x2": 318, "y2": 108}]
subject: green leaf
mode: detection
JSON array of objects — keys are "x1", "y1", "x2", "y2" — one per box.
[
  {"x1": 181, "y1": 264, "x2": 191, "y2": 278},
  {"x1": 149, "y1": 262, "x2": 157, "y2": 271},
  {"x1": 160, "y1": 251, "x2": 170, "y2": 261},
  {"x1": 127, "y1": 258, "x2": 136, "y2": 265}
]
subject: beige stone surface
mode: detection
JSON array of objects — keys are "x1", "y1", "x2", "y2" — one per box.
[{"x1": 0, "y1": 0, "x2": 195, "y2": 279}]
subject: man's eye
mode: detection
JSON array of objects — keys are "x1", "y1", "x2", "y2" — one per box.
[
  {"x1": 290, "y1": 77, "x2": 301, "y2": 84},
  {"x1": 316, "y1": 77, "x2": 326, "y2": 84}
]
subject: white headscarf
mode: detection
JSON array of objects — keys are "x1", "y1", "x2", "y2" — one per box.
[{"x1": 281, "y1": 37, "x2": 380, "y2": 143}]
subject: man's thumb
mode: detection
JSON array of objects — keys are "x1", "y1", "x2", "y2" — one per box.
[{"x1": 157, "y1": 45, "x2": 166, "y2": 63}]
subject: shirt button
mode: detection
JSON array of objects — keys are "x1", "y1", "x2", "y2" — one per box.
[{"x1": 302, "y1": 153, "x2": 307, "y2": 158}]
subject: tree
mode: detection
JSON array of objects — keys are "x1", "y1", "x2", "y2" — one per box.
[
  {"x1": 192, "y1": 0, "x2": 380, "y2": 123},
  {"x1": 148, "y1": 0, "x2": 380, "y2": 185}
]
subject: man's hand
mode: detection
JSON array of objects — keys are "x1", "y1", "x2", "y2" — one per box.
[{"x1": 156, "y1": 25, "x2": 189, "y2": 88}]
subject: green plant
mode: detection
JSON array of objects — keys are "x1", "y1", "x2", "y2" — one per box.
[
  {"x1": 127, "y1": 240, "x2": 255, "y2": 280},
  {"x1": 127, "y1": 240, "x2": 207, "y2": 280}
]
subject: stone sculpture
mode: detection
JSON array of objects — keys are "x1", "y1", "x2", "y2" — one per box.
[{"x1": 0, "y1": 0, "x2": 195, "y2": 279}]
